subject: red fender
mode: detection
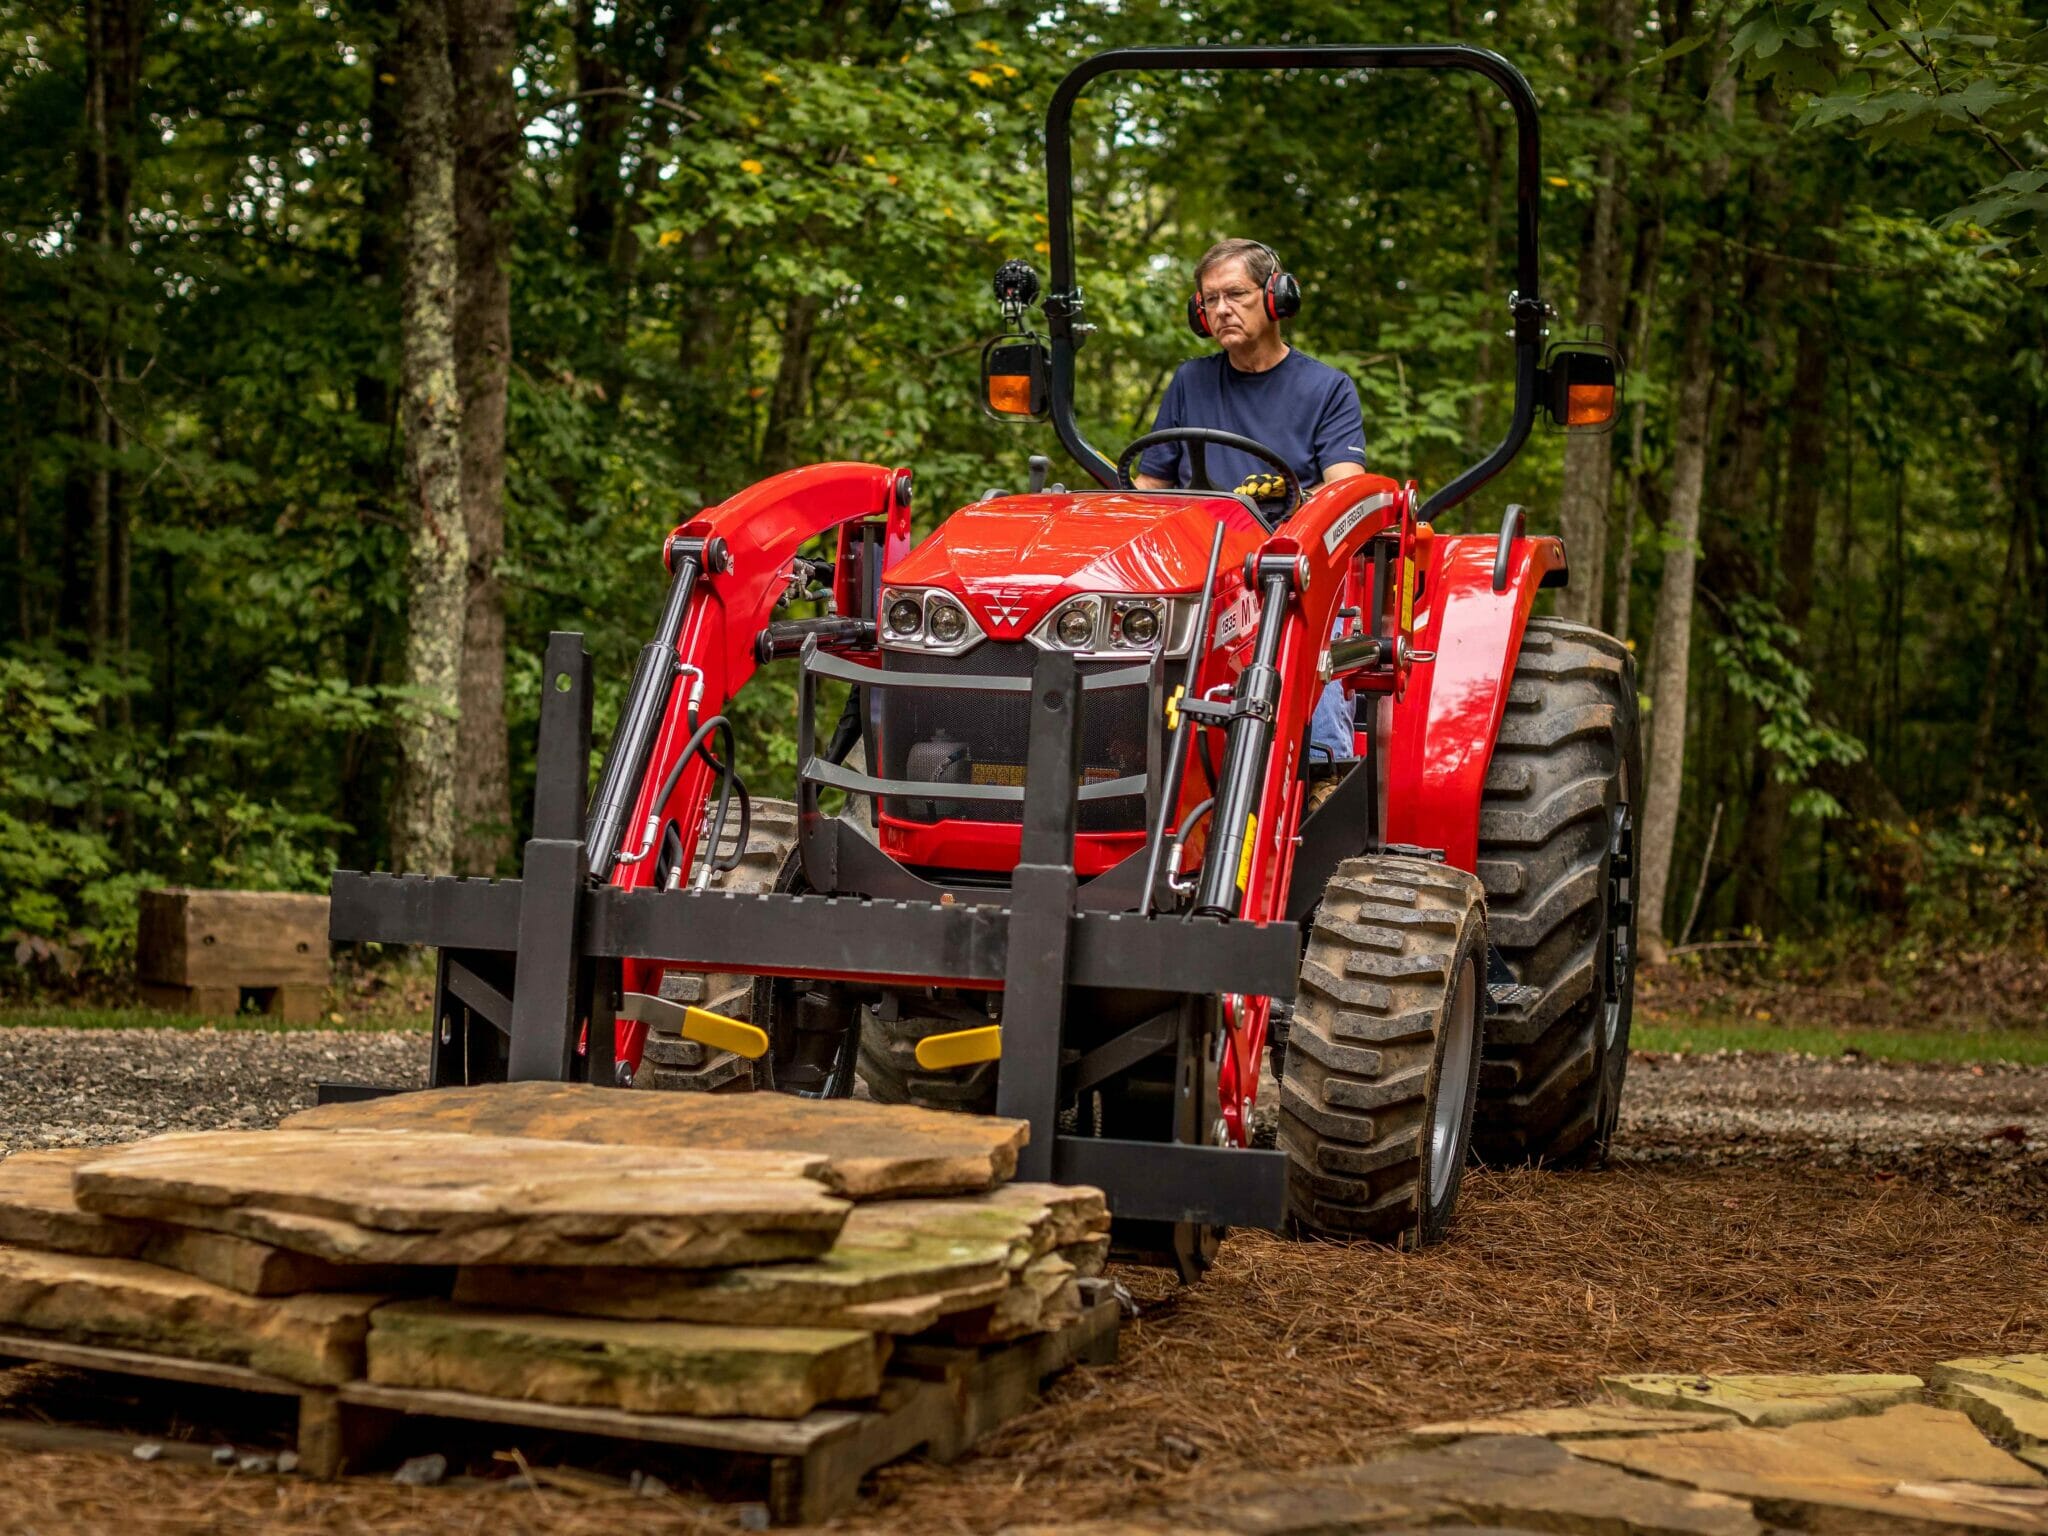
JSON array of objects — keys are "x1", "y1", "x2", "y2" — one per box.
[{"x1": 1382, "y1": 530, "x2": 1566, "y2": 874}]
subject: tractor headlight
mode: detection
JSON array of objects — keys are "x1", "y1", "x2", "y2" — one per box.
[
  {"x1": 886, "y1": 597, "x2": 924, "y2": 638},
  {"x1": 1054, "y1": 601, "x2": 1098, "y2": 649},
  {"x1": 1031, "y1": 594, "x2": 1198, "y2": 656},
  {"x1": 1113, "y1": 600, "x2": 1160, "y2": 647},
  {"x1": 880, "y1": 587, "x2": 985, "y2": 656},
  {"x1": 926, "y1": 596, "x2": 968, "y2": 644}
]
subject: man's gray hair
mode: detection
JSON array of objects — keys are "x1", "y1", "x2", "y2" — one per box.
[{"x1": 1195, "y1": 238, "x2": 1279, "y2": 291}]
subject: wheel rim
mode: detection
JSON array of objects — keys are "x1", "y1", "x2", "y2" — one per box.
[
  {"x1": 1603, "y1": 765, "x2": 1636, "y2": 1052},
  {"x1": 1429, "y1": 954, "x2": 1480, "y2": 1207}
]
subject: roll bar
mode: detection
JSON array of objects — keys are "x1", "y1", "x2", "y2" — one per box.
[{"x1": 1042, "y1": 45, "x2": 1547, "y2": 522}]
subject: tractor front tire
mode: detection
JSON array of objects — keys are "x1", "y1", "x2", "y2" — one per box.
[
  {"x1": 1279, "y1": 854, "x2": 1486, "y2": 1246},
  {"x1": 637, "y1": 798, "x2": 799, "y2": 1094},
  {"x1": 1473, "y1": 617, "x2": 1641, "y2": 1165}
]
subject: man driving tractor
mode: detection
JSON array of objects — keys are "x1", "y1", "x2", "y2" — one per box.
[{"x1": 1134, "y1": 237, "x2": 1367, "y2": 764}]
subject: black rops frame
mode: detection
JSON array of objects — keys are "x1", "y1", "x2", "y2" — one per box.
[{"x1": 1040, "y1": 44, "x2": 1547, "y2": 522}]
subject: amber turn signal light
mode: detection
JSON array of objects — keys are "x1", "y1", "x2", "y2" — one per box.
[
  {"x1": 987, "y1": 373, "x2": 1034, "y2": 415},
  {"x1": 1566, "y1": 382, "x2": 1616, "y2": 426}
]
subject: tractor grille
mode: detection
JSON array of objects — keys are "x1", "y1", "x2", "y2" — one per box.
[{"x1": 877, "y1": 643, "x2": 1151, "y2": 833}]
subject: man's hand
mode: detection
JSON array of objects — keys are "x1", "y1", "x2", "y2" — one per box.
[{"x1": 1234, "y1": 472, "x2": 1289, "y2": 502}]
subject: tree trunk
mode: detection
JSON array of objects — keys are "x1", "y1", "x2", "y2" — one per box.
[
  {"x1": 10, "y1": 367, "x2": 29, "y2": 642},
  {"x1": 759, "y1": 291, "x2": 823, "y2": 474},
  {"x1": 1554, "y1": 0, "x2": 1633, "y2": 626},
  {"x1": 1636, "y1": 42, "x2": 1734, "y2": 958},
  {"x1": 390, "y1": 0, "x2": 469, "y2": 875},
  {"x1": 81, "y1": 0, "x2": 116, "y2": 669},
  {"x1": 450, "y1": 0, "x2": 516, "y2": 876},
  {"x1": 1609, "y1": 207, "x2": 1665, "y2": 644},
  {"x1": 1965, "y1": 454, "x2": 2029, "y2": 812},
  {"x1": 1732, "y1": 323, "x2": 1828, "y2": 932}
]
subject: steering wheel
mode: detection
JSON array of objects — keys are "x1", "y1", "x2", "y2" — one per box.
[{"x1": 1114, "y1": 428, "x2": 1304, "y2": 526}]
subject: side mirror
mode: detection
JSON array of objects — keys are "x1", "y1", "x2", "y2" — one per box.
[
  {"x1": 980, "y1": 336, "x2": 1051, "y2": 423},
  {"x1": 1542, "y1": 340, "x2": 1622, "y2": 432}
]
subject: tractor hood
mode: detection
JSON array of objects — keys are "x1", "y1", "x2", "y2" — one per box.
[{"x1": 882, "y1": 490, "x2": 1262, "y2": 642}]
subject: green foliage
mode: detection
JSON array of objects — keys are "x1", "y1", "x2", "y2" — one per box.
[
  {"x1": 1, "y1": 0, "x2": 2044, "y2": 992},
  {"x1": 0, "y1": 652, "x2": 349, "y2": 980},
  {"x1": 1911, "y1": 802, "x2": 2048, "y2": 948},
  {"x1": 1706, "y1": 594, "x2": 1865, "y2": 812},
  {"x1": 1730, "y1": 1, "x2": 2048, "y2": 278}
]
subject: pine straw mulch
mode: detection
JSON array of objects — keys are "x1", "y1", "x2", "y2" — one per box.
[{"x1": 0, "y1": 1159, "x2": 2041, "y2": 1535}]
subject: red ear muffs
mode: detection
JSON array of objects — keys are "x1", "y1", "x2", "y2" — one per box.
[
  {"x1": 1264, "y1": 269, "x2": 1301, "y2": 321},
  {"x1": 1187, "y1": 292, "x2": 1211, "y2": 338}
]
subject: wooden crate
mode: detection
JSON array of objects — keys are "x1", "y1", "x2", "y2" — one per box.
[
  {"x1": 0, "y1": 1296, "x2": 1119, "y2": 1524},
  {"x1": 135, "y1": 889, "x2": 329, "y2": 1023}
]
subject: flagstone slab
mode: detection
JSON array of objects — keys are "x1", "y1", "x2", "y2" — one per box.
[
  {"x1": 72, "y1": 1130, "x2": 846, "y2": 1268},
  {"x1": 366, "y1": 1298, "x2": 886, "y2": 1419},
  {"x1": 1933, "y1": 1356, "x2": 2048, "y2": 1405},
  {"x1": 447, "y1": 1182, "x2": 1104, "y2": 1333},
  {"x1": 0, "y1": 1244, "x2": 380, "y2": 1385},
  {"x1": 0, "y1": 1149, "x2": 153, "y2": 1257},
  {"x1": 1603, "y1": 1370, "x2": 1923, "y2": 1426},
  {"x1": 1003, "y1": 1436, "x2": 1758, "y2": 1535},
  {"x1": 1568, "y1": 1403, "x2": 2048, "y2": 1532},
  {"x1": 1949, "y1": 1382, "x2": 2048, "y2": 1455},
  {"x1": 285, "y1": 1081, "x2": 1027, "y2": 1198},
  {"x1": 1411, "y1": 1403, "x2": 1740, "y2": 1444},
  {"x1": 0, "y1": 1147, "x2": 421, "y2": 1295}
]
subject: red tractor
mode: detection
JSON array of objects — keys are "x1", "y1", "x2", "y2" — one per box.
[{"x1": 332, "y1": 43, "x2": 1637, "y2": 1271}]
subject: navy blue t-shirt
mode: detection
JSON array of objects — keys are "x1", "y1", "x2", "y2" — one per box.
[{"x1": 1138, "y1": 349, "x2": 1367, "y2": 491}]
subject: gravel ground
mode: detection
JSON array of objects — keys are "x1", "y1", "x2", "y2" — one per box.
[
  {"x1": 1618, "y1": 1048, "x2": 2048, "y2": 1215},
  {"x1": 0, "y1": 1028, "x2": 426, "y2": 1153},
  {"x1": 3, "y1": 1026, "x2": 2044, "y2": 1209}
]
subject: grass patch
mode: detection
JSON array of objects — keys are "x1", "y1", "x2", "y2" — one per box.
[
  {"x1": 1634, "y1": 1013, "x2": 2048, "y2": 1066},
  {"x1": 0, "y1": 1005, "x2": 431, "y2": 1033}
]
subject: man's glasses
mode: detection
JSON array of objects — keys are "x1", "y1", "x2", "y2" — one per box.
[{"x1": 1200, "y1": 286, "x2": 1262, "y2": 311}]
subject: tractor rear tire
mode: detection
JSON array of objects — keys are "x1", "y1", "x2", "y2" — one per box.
[
  {"x1": 1472, "y1": 617, "x2": 1641, "y2": 1166},
  {"x1": 1279, "y1": 854, "x2": 1486, "y2": 1246},
  {"x1": 637, "y1": 798, "x2": 799, "y2": 1094},
  {"x1": 858, "y1": 1012, "x2": 1000, "y2": 1114}
]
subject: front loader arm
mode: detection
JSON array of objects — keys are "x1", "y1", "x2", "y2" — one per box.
[
  {"x1": 594, "y1": 461, "x2": 912, "y2": 1071},
  {"x1": 1175, "y1": 475, "x2": 1407, "y2": 1141}
]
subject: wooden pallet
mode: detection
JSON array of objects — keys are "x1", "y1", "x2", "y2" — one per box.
[{"x1": 0, "y1": 1294, "x2": 1118, "y2": 1524}]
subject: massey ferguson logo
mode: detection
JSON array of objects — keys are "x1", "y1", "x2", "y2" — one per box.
[{"x1": 983, "y1": 589, "x2": 1031, "y2": 629}]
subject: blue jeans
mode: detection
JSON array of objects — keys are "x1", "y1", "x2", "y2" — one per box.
[{"x1": 1310, "y1": 679, "x2": 1355, "y2": 764}]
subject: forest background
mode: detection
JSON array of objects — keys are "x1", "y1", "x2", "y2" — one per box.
[{"x1": 3, "y1": 0, "x2": 2045, "y2": 1017}]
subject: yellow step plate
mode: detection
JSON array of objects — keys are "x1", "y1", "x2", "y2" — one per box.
[
  {"x1": 680, "y1": 1006, "x2": 770, "y2": 1060},
  {"x1": 914, "y1": 1025, "x2": 1003, "y2": 1071}
]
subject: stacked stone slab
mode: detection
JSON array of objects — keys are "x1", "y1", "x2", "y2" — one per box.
[{"x1": 0, "y1": 1084, "x2": 1109, "y2": 1422}]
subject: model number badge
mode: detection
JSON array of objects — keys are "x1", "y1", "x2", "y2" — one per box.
[{"x1": 1212, "y1": 590, "x2": 1256, "y2": 646}]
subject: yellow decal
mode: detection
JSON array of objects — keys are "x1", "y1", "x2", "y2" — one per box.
[
  {"x1": 1237, "y1": 813, "x2": 1257, "y2": 891},
  {"x1": 1399, "y1": 557, "x2": 1416, "y2": 634},
  {"x1": 681, "y1": 1006, "x2": 770, "y2": 1060},
  {"x1": 914, "y1": 1025, "x2": 1003, "y2": 1070},
  {"x1": 1165, "y1": 684, "x2": 1184, "y2": 732}
]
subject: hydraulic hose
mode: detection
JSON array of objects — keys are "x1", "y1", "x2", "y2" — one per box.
[{"x1": 612, "y1": 712, "x2": 752, "y2": 889}]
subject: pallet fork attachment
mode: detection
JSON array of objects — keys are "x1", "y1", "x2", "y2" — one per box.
[{"x1": 328, "y1": 633, "x2": 1294, "y2": 1233}]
